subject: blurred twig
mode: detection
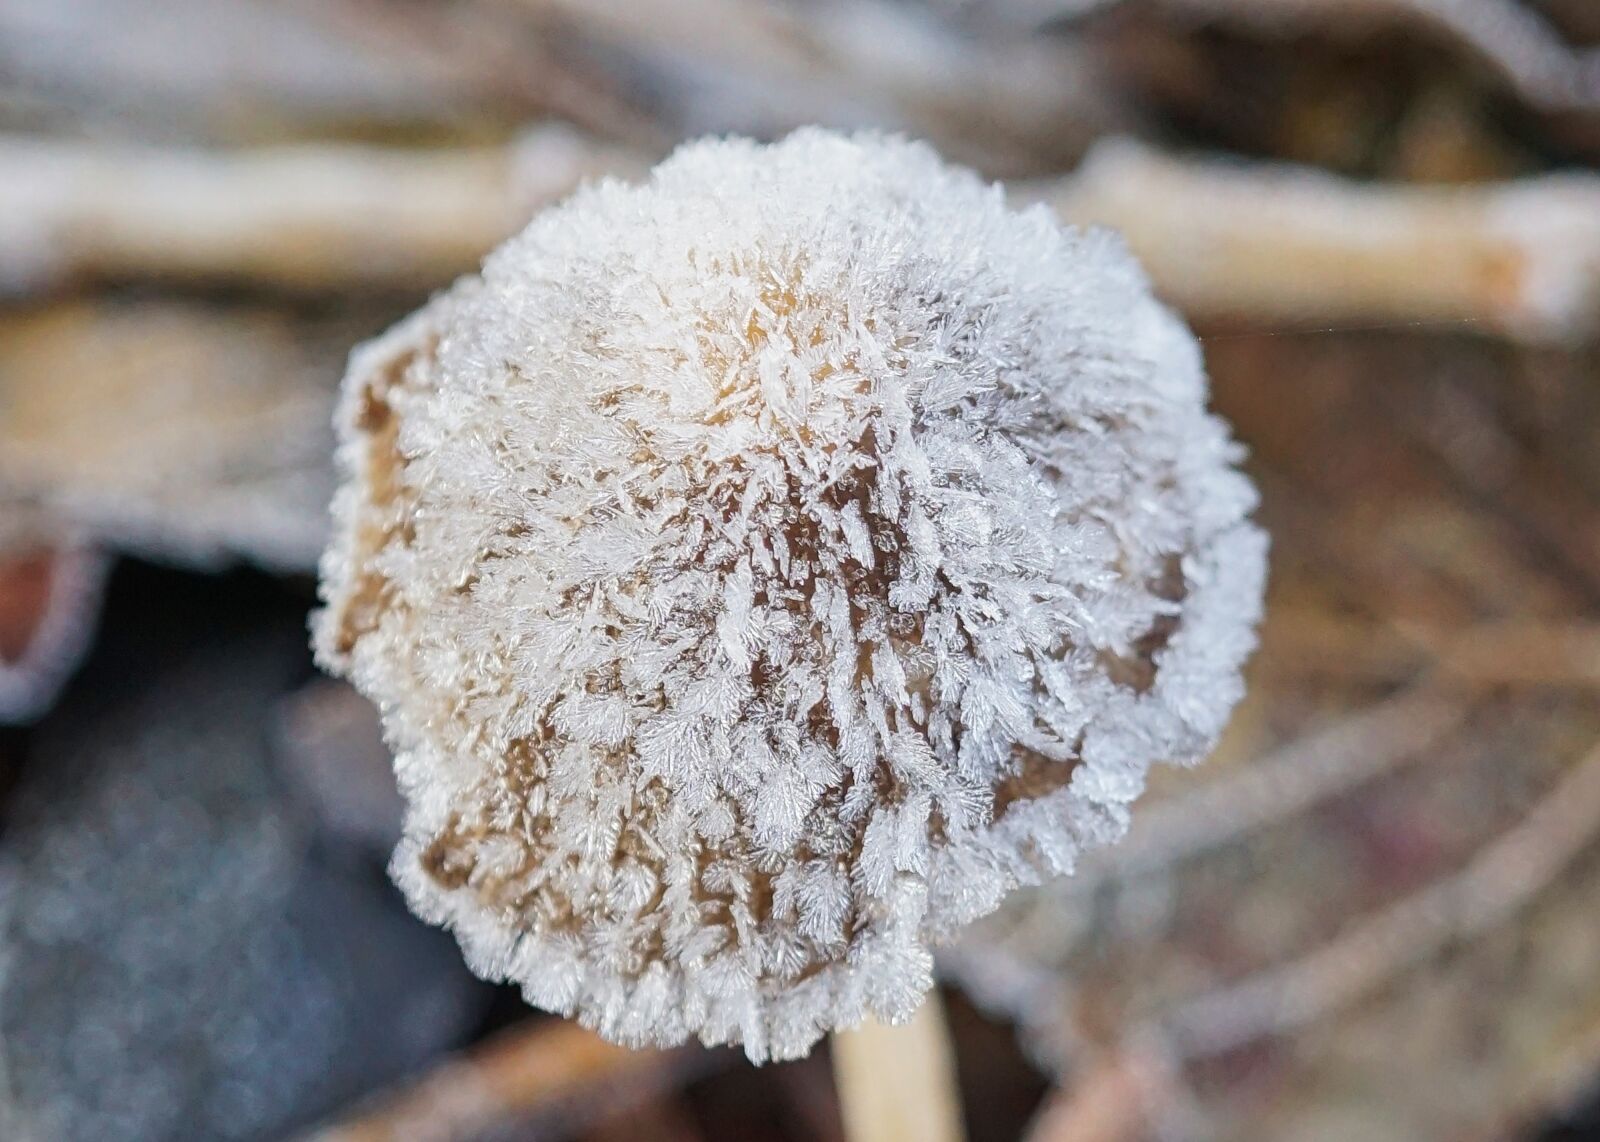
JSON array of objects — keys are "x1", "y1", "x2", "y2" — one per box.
[
  {"x1": 308, "y1": 0, "x2": 670, "y2": 147},
  {"x1": 298, "y1": 1019, "x2": 721, "y2": 1142},
  {"x1": 985, "y1": 0, "x2": 1600, "y2": 117},
  {"x1": 1379, "y1": 375, "x2": 1600, "y2": 602},
  {"x1": 1036, "y1": 137, "x2": 1600, "y2": 343},
  {"x1": 1161, "y1": 0, "x2": 1600, "y2": 115},
  {"x1": 502, "y1": 0, "x2": 1117, "y2": 173},
  {"x1": 941, "y1": 684, "x2": 1468, "y2": 1071},
  {"x1": 0, "y1": 125, "x2": 643, "y2": 294},
  {"x1": 0, "y1": 302, "x2": 344, "y2": 570},
  {"x1": 1083, "y1": 683, "x2": 1466, "y2": 883},
  {"x1": 1021, "y1": 1051, "x2": 1164, "y2": 1142},
  {"x1": 1261, "y1": 612, "x2": 1600, "y2": 688},
  {"x1": 6, "y1": 130, "x2": 1600, "y2": 346},
  {"x1": 0, "y1": 0, "x2": 480, "y2": 140},
  {"x1": 1498, "y1": 1008, "x2": 1600, "y2": 1140},
  {"x1": 1153, "y1": 733, "x2": 1600, "y2": 1058}
]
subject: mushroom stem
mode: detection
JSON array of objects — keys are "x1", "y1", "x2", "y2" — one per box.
[{"x1": 831, "y1": 990, "x2": 967, "y2": 1142}]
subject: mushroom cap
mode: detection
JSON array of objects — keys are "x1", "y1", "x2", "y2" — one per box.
[{"x1": 315, "y1": 129, "x2": 1266, "y2": 1061}]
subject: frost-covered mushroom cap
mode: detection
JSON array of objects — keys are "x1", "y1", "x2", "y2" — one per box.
[{"x1": 315, "y1": 128, "x2": 1266, "y2": 1062}]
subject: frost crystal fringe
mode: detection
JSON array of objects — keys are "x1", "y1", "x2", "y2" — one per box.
[{"x1": 315, "y1": 129, "x2": 1266, "y2": 1061}]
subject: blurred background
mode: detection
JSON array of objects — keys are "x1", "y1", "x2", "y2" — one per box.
[{"x1": 2, "y1": 1, "x2": 1599, "y2": 1139}]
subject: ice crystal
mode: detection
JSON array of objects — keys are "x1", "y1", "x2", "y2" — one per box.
[{"x1": 315, "y1": 128, "x2": 1267, "y2": 1062}]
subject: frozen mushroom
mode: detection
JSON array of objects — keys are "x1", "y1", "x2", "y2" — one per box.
[{"x1": 315, "y1": 128, "x2": 1267, "y2": 1062}]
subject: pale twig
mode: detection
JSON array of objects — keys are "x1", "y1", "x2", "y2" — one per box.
[
  {"x1": 1154, "y1": 734, "x2": 1600, "y2": 1059},
  {"x1": 296, "y1": 1019, "x2": 715, "y2": 1142},
  {"x1": 0, "y1": 0, "x2": 478, "y2": 138},
  {"x1": 308, "y1": 0, "x2": 669, "y2": 147},
  {"x1": 1037, "y1": 137, "x2": 1600, "y2": 344},
  {"x1": 935, "y1": 939, "x2": 1083, "y2": 1075},
  {"x1": 0, "y1": 125, "x2": 643, "y2": 294},
  {"x1": 1159, "y1": 0, "x2": 1600, "y2": 116},
  {"x1": 1021, "y1": 1050, "x2": 1165, "y2": 1142},
  {"x1": 985, "y1": 0, "x2": 1600, "y2": 116},
  {"x1": 506, "y1": 0, "x2": 1116, "y2": 173},
  {"x1": 8, "y1": 130, "x2": 1599, "y2": 343},
  {"x1": 1495, "y1": 1009, "x2": 1600, "y2": 1140},
  {"x1": 1081, "y1": 682, "x2": 1467, "y2": 883},
  {"x1": 0, "y1": 301, "x2": 343, "y2": 571},
  {"x1": 940, "y1": 684, "x2": 1467, "y2": 1073},
  {"x1": 1261, "y1": 611, "x2": 1600, "y2": 689},
  {"x1": 1427, "y1": 621, "x2": 1600, "y2": 687}
]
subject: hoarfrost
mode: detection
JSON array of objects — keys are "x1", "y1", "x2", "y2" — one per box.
[{"x1": 315, "y1": 128, "x2": 1267, "y2": 1061}]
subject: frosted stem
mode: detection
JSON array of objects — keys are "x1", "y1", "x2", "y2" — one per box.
[{"x1": 831, "y1": 991, "x2": 966, "y2": 1142}]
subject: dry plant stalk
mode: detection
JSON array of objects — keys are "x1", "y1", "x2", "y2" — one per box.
[
  {"x1": 941, "y1": 683, "x2": 1478, "y2": 1057},
  {"x1": 0, "y1": 302, "x2": 341, "y2": 571},
  {"x1": 1156, "y1": 733, "x2": 1600, "y2": 1058},
  {"x1": 0, "y1": 126, "x2": 641, "y2": 294},
  {"x1": 1020, "y1": 1049, "x2": 1175, "y2": 1142},
  {"x1": 1071, "y1": 682, "x2": 1466, "y2": 883},
  {"x1": 298, "y1": 1020, "x2": 699, "y2": 1142},
  {"x1": 1261, "y1": 612, "x2": 1600, "y2": 689},
  {"x1": 7, "y1": 129, "x2": 1599, "y2": 343},
  {"x1": 1038, "y1": 138, "x2": 1600, "y2": 344},
  {"x1": 1159, "y1": 0, "x2": 1600, "y2": 115},
  {"x1": 504, "y1": 0, "x2": 1113, "y2": 172},
  {"x1": 988, "y1": 0, "x2": 1600, "y2": 117},
  {"x1": 0, "y1": 0, "x2": 483, "y2": 137}
]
